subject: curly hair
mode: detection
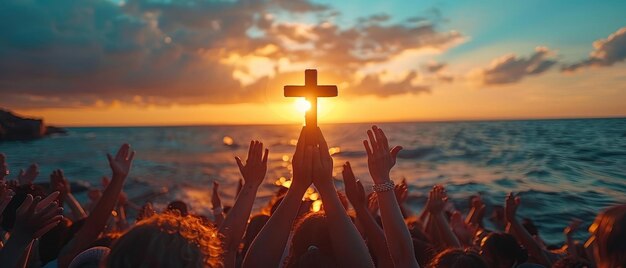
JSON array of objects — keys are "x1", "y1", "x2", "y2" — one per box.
[{"x1": 105, "y1": 213, "x2": 222, "y2": 268}]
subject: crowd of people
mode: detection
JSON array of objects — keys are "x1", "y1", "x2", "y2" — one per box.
[{"x1": 0, "y1": 126, "x2": 624, "y2": 268}]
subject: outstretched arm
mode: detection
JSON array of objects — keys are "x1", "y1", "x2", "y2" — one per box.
[
  {"x1": 505, "y1": 193, "x2": 552, "y2": 267},
  {"x1": 313, "y1": 129, "x2": 373, "y2": 268},
  {"x1": 242, "y1": 127, "x2": 311, "y2": 268},
  {"x1": 219, "y1": 140, "x2": 269, "y2": 268},
  {"x1": 58, "y1": 144, "x2": 134, "y2": 268},
  {"x1": 364, "y1": 126, "x2": 419, "y2": 268},
  {"x1": 343, "y1": 162, "x2": 393, "y2": 267}
]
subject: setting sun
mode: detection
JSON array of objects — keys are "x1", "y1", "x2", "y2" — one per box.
[{"x1": 294, "y1": 98, "x2": 311, "y2": 113}]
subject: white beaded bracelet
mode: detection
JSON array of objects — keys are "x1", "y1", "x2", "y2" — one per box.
[{"x1": 372, "y1": 180, "x2": 395, "y2": 192}]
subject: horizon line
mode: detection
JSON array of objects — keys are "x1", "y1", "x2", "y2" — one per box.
[{"x1": 54, "y1": 115, "x2": 626, "y2": 128}]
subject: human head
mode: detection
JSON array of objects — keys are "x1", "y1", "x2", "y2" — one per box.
[
  {"x1": 69, "y1": 247, "x2": 110, "y2": 268},
  {"x1": 286, "y1": 212, "x2": 336, "y2": 267},
  {"x1": 105, "y1": 213, "x2": 222, "y2": 267},
  {"x1": 166, "y1": 200, "x2": 189, "y2": 216},
  {"x1": 588, "y1": 204, "x2": 626, "y2": 268},
  {"x1": 480, "y1": 232, "x2": 527, "y2": 268},
  {"x1": 427, "y1": 248, "x2": 488, "y2": 268}
]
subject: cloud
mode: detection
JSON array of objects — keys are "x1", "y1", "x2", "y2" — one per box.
[
  {"x1": 562, "y1": 27, "x2": 626, "y2": 71},
  {"x1": 349, "y1": 71, "x2": 429, "y2": 97},
  {"x1": 0, "y1": 0, "x2": 464, "y2": 108},
  {"x1": 471, "y1": 47, "x2": 557, "y2": 85},
  {"x1": 425, "y1": 62, "x2": 446, "y2": 73}
]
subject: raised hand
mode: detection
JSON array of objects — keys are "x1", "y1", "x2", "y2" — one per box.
[
  {"x1": 505, "y1": 192, "x2": 521, "y2": 222},
  {"x1": 0, "y1": 153, "x2": 8, "y2": 181},
  {"x1": 394, "y1": 178, "x2": 408, "y2": 205},
  {"x1": 106, "y1": 143, "x2": 135, "y2": 180},
  {"x1": 450, "y1": 211, "x2": 477, "y2": 246},
  {"x1": 18, "y1": 163, "x2": 39, "y2": 185},
  {"x1": 14, "y1": 194, "x2": 64, "y2": 238},
  {"x1": 291, "y1": 127, "x2": 313, "y2": 190},
  {"x1": 426, "y1": 185, "x2": 447, "y2": 213},
  {"x1": 363, "y1": 126, "x2": 402, "y2": 184},
  {"x1": 343, "y1": 162, "x2": 366, "y2": 209},
  {"x1": 235, "y1": 140, "x2": 269, "y2": 187}
]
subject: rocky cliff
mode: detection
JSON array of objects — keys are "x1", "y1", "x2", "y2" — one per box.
[{"x1": 0, "y1": 109, "x2": 66, "y2": 140}]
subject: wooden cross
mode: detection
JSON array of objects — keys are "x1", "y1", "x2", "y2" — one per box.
[{"x1": 284, "y1": 69, "x2": 338, "y2": 127}]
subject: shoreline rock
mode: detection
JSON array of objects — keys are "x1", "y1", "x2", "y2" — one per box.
[{"x1": 0, "y1": 109, "x2": 67, "y2": 141}]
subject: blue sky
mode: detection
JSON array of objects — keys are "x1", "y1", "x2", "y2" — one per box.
[{"x1": 317, "y1": 0, "x2": 626, "y2": 61}]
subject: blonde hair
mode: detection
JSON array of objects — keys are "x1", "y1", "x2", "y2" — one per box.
[{"x1": 105, "y1": 212, "x2": 222, "y2": 268}]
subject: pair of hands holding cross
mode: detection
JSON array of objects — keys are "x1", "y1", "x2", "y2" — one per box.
[{"x1": 290, "y1": 126, "x2": 333, "y2": 192}]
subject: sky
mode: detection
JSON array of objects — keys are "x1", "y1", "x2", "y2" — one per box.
[{"x1": 1, "y1": 0, "x2": 625, "y2": 126}]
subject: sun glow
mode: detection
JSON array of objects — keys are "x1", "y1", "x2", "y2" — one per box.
[{"x1": 294, "y1": 98, "x2": 311, "y2": 113}]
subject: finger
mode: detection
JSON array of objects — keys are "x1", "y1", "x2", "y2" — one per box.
[
  {"x1": 28, "y1": 196, "x2": 41, "y2": 216},
  {"x1": 213, "y1": 181, "x2": 219, "y2": 192},
  {"x1": 312, "y1": 147, "x2": 323, "y2": 176},
  {"x1": 374, "y1": 127, "x2": 389, "y2": 152},
  {"x1": 363, "y1": 140, "x2": 373, "y2": 158},
  {"x1": 316, "y1": 127, "x2": 329, "y2": 153},
  {"x1": 37, "y1": 202, "x2": 61, "y2": 219},
  {"x1": 258, "y1": 142, "x2": 264, "y2": 161},
  {"x1": 39, "y1": 207, "x2": 63, "y2": 223},
  {"x1": 356, "y1": 180, "x2": 365, "y2": 197},
  {"x1": 367, "y1": 129, "x2": 378, "y2": 153},
  {"x1": 296, "y1": 127, "x2": 306, "y2": 149},
  {"x1": 342, "y1": 162, "x2": 355, "y2": 184},
  {"x1": 235, "y1": 157, "x2": 245, "y2": 174},
  {"x1": 116, "y1": 144, "x2": 129, "y2": 160},
  {"x1": 390, "y1": 146, "x2": 403, "y2": 160},
  {"x1": 262, "y1": 148, "x2": 269, "y2": 164},
  {"x1": 303, "y1": 146, "x2": 313, "y2": 179},
  {"x1": 106, "y1": 153, "x2": 114, "y2": 166},
  {"x1": 37, "y1": 191, "x2": 60, "y2": 211},
  {"x1": 128, "y1": 151, "x2": 136, "y2": 163},
  {"x1": 247, "y1": 140, "x2": 254, "y2": 160}
]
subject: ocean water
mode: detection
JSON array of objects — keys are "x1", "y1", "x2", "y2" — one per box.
[{"x1": 1, "y1": 118, "x2": 625, "y2": 244}]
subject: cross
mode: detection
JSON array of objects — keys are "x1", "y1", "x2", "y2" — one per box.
[{"x1": 284, "y1": 69, "x2": 338, "y2": 127}]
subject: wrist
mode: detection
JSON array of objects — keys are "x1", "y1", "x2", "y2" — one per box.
[
  {"x1": 372, "y1": 175, "x2": 391, "y2": 184},
  {"x1": 287, "y1": 183, "x2": 308, "y2": 197},
  {"x1": 243, "y1": 181, "x2": 262, "y2": 190},
  {"x1": 372, "y1": 180, "x2": 394, "y2": 193}
]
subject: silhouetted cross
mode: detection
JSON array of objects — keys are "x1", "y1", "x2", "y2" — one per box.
[{"x1": 284, "y1": 69, "x2": 338, "y2": 127}]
